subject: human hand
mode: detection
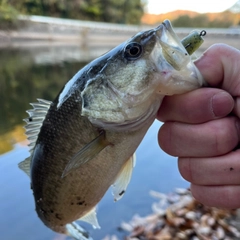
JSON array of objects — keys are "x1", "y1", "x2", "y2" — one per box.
[{"x1": 157, "y1": 44, "x2": 240, "y2": 209}]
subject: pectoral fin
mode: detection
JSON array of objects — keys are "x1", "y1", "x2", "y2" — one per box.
[
  {"x1": 62, "y1": 131, "x2": 110, "y2": 177},
  {"x1": 18, "y1": 157, "x2": 31, "y2": 177},
  {"x1": 112, "y1": 153, "x2": 136, "y2": 202},
  {"x1": 79, "y1": 207, "x2": 100, "y2": 229}
]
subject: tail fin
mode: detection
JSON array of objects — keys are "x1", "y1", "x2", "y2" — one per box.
[{"x1": 66, "y1": 222, "x2": 93, "y2": 240}]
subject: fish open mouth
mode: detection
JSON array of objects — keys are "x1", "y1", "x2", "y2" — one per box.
[
  {"x1": 155, "y1": 20, "x2": 190, "y2": 71},
  {"x1": 150, "y1": 20, "x2": 204, "y2": 94}
]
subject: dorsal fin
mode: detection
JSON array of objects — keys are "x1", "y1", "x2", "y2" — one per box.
[
  {"x1": 24, "y1": 98, "x2": 52, "y2": 152},
  {"x1": 18, "y1": 99, "x2": 52, "y2": 176},
  {"x1": 18, "y1": 157, "x2": 31, "y2": 176}
]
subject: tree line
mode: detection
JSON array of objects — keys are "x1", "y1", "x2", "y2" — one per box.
[
  {"x1": 172, "y1": 13, "x2": 239, "y2": 28},
  {"x1": 0, "y1": 0, "x2": 145, "y2": 28}
]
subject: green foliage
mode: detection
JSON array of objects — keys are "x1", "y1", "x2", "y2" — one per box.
[
  {"x1": 172, "y1": 14, "x2": 233, "y2": 28},
  {"x1": 0, "y1": 0, "x2": 19, "y2": 28},
  {"x1": 6, "y1": 0, "x2": 144, "y2": 24}
]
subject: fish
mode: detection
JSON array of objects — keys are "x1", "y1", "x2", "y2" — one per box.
[{"x1": 18, "y1": 20, "x2": 205, "y2": 240}]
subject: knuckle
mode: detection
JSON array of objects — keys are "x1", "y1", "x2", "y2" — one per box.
[
  {"x1": 178, "y1": 157, "x2": 194, "y2": 182},
  {"x1": 211, "y1": 118, "x2": 238, "y2": 155}
]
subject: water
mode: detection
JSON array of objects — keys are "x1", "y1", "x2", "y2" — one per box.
[{"x1": 0, "y1": 43, "x2": 198, "y2": 240}]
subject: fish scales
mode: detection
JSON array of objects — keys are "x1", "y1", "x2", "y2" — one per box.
[
  {"x1": 31, "y1": 92, "x2": 151, "y2": 231},
  {"x1": 19, "y1": 20, "x2": 206, "y2": 240}
]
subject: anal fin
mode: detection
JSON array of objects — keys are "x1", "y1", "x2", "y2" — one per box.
[
  {"x1": 112, "y1": 153, "x2": 136, "y2": 202},
  {"x1": 62, "y1": 131, "x2": 110, "y2": 178},
  {"x1": 79, "y1": 207, "x2": 100, "y2": 229}
]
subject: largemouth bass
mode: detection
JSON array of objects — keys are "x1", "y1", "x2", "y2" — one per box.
[{"x1": 19, "y1": 20, "x2": 205, "y2": 240}]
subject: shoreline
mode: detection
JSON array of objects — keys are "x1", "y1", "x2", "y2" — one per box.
[{"x1": 0, "y1": 32, "x2": 240, "y2": 50}]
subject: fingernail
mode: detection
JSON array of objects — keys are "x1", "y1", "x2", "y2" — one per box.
[{"x1": 211, "y1": 92, "x2": 234, "y2": 117}]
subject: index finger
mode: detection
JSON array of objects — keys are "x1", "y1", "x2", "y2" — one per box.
[{"x1": 157, "y1": 88, "x2": 233, "y2": 123}]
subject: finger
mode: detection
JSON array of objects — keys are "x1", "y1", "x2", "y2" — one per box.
[
  {"x1": 157, "y1": 88, "x2": 233, "y2": 123},
  {"x1": 158, "y1": 117, "x2": 240, "y2": 157},
  {"x1": 233, "y1": 97, "x2": 240, "y2": 119},
  {"x1": 178, "y1": 150, "x2": 240, "y2": 185},
  {"x1": 195, "y1": 43, "x2": 240, "y2": 96},
  {"x1": 191, "y1": 184, "x2": 240, "y2": 209}
]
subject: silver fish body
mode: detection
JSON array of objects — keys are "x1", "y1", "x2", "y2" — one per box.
[{"x1": 19, "y1": 20, "x2": 204, "y2": 240}]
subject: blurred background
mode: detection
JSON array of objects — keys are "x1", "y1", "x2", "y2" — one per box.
[{"x1": 0, "y1": 0, "x2": 240, "y2": 239}]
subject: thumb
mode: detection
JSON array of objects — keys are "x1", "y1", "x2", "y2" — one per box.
[{"x1": 195, "y1": 43, "x2": 240, "y2": 97}]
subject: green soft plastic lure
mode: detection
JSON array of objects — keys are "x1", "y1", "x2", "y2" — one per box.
[{"x1": 181, "y1": 30, "x2": 207, "y2": 55}]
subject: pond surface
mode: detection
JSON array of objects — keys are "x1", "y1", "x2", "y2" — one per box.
[{"x1": 0, "y1": 40, "x2": 232, "y2": 240}]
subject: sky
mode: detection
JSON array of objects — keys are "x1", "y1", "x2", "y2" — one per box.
[{"x1": 146, "y1": 0, "x2": 238, "y2": 14}]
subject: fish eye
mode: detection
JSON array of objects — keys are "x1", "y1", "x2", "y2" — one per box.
[{"x1": 124, "y1": 42, "x2": 142, "y2": 60}]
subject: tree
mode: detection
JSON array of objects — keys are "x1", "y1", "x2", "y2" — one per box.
[
  {"x1": 172, "y1": 13, "x2": 234, "y2": 28},
  {"x1": 0, "y1": 0, "x2": 19, "y2": 28},
  {"x1": 7, "y1": 0, "x2": 144, "y2": 24}
]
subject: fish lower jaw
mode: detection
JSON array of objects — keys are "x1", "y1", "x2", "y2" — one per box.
[
  {"x1": 153, "y1": 66, "x2": 203, "y2": 95},
  {"x1": 156, "y1": 80, "x2": 202, "y2": 95}
]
